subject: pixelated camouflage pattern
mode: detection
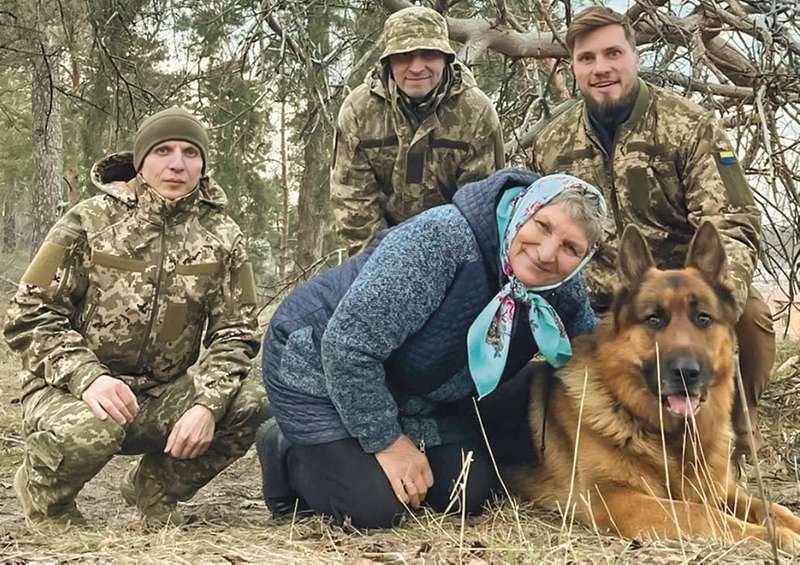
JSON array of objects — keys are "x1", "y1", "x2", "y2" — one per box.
[
  {"x1": 16, "y1": 372, "x2": 267, "y2": 520},
  {"x1": 4, "y1": 152, "x2": 261, "y2": 419},
  {"x1": 331, "y1": 61, "x2": 505, "y2": 255},
  {"x1": 380, "y1": 6, "x2": 455, "y2": 61},
  {"x1": 529, "y1": 80, "x2": 760, "y2": 315}
]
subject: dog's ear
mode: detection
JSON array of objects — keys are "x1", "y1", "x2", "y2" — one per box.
[
  {"x1": 617, "y1": 224, "x2": 655, "y2": 286},
  {"x1": 686, "y1": 221, "x2": 728, "y2": 284}
]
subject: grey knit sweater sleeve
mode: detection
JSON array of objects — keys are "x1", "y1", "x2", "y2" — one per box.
[{"x1": 320, "y1": 206, "x2": 478, "y2": 453}]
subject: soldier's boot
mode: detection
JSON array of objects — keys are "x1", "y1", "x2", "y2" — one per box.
[
  {"x1": 256, "y1": 418, "x2": 312, "y2": 520},
  {"x1": 14, "y1": 464, "x2": 85, "y2": 526},
  {"x1": 120, "y1": 463, "x2": 185, "y2": 528},
  {"x1": 732, "y1": 289, "x2": 775, "y2": 460}
]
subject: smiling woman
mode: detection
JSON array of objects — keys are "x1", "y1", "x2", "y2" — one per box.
[
  {"x1": 508, "y1": 190, "x2": 604, "y2": 287},
  {"x1": 257, "y1": 169, "x2": 606, "y2": 530}
]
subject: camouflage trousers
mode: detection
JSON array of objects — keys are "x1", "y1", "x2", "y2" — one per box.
[
  {"x1": 731, "y1": 288, "x2": 775, "y2": 456},
  {"x1": 18, "y1": 372, "x2": 269, "y2": 518}
]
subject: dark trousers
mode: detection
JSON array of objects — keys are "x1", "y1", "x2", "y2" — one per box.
[{"x1": 284, "y1": 437, "x2": 495, "y2": 529}]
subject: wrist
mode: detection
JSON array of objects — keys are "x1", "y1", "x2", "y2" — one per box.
[
  {"x1": 369, "y1": 430, "x2": 404, "y2": 455},
  {"x1": 191, "y1": 403, "x2": 215, "y2": 419}
]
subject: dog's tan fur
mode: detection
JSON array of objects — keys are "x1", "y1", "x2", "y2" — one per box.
[{"x1": 506, "y1": 222, "x2": 800, "y2": 552}]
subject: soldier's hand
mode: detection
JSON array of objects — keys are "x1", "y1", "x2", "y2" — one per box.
[
  {"x1": 165, "y1": 404, "x2": 215, "y2": 459},
  {"x1": 375, "y1": 434, "x2": 434, "y2": 508},
  {"x1": 82, "y1": 375, "x2": 139, "y2": 426}
]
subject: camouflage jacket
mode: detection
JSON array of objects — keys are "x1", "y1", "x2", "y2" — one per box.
[
  {"x1": 529, "y1": 80, "x2": 760, "y2": 315},
  {"x1": 331, "y1": 61, "x2": 505, "y2": 255},
  {"x1": 4, "y1": 153, "x2": 259, "y2": 420}
]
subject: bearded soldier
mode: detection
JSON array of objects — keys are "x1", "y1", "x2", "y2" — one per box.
[
  {"x1": 331, "y1": 6, "x2": 505, "y2": 256},
  {"x1": 529, "y1": 7, "x2": 772, "y2": 457},
  {"x1": 6, "y1": 107, "x2": 269, "y2": 526}
]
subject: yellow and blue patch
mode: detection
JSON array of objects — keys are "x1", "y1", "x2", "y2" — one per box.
[{"x1": 719, "y1": 150, "x2": 737, "y2": 165}]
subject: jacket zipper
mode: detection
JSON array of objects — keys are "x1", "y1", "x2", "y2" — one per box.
[
  {"x1": 80, "y1": 298, "x2": 99, "y2": 333},
  {"x1": 606, "y1": 155, "x2": 624, "y2": 238},
  {"x1": 136, "y1": 220, "x2": 167, "y2": 370},
  {"x1": 589, "y1": 127, "x2": 624, "y2": 238}
]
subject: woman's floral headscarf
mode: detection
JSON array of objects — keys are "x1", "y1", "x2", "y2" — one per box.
[{"x1": 467, "y1": 175, "x2": 607, "y2": 398}]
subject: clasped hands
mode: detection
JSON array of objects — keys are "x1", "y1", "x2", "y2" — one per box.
[
  {"x1": 81, "y1": 374, "x2": 214, "y2": 459},
  {"x1": 375, "y1": 434, "x2": 434, "y2": 508}
]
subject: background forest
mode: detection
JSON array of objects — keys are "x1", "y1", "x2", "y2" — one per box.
[{"x1": 0, "y1": 0, "x2": 798, "y2": 331}]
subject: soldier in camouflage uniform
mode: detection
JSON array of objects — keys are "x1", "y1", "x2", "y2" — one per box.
[
  {"x1": 5, "y1": 107, "x2": 269, "y2": 526},
  {"x1": 331, "y1": 6, "x2": 505, "y2": 255},
  {"x1": 528, "y1": 6, "x2": 774, "y2": 456}
]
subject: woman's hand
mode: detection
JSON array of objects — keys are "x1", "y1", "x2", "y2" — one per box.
[{"x1": 375, "y1": 435, "x2": 434, "y2": 508}]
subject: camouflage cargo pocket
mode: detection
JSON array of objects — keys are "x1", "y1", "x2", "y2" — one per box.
[
  {"x1": 626, "y1": 167, "x2": 651, "y2": 214},
  {"x1": 626, "y1": 160, "x2": 684, "y2": 222},
  {"x1": 26, "y1": 430, "x2": 64, "y2": 472},
  {"x1": 158, "y1": 302, "x2": 189, "y2": 342}
]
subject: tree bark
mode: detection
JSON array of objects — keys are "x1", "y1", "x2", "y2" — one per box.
[
  {"x1": 3, "y1": 186, "x2": 16, "y2": 253},
  {"x1": 280, "y1": 98, "x2": 290, "y2": 278},
  {"x1": 295, "y1": 111, "x2": 329, "y2": 272},
  {"x1": 30, "y1": 43, "x2": 63, "y2": 258},
  {"x1": 294, "y1": 4, "x2": 331, "y2": 273}
]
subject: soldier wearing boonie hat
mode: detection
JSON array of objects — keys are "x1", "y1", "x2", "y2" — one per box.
[
  {"x1": 329, "y1": 5, "x2": 505, "y2": 257},
  {"x1": 379, "y1": 6, "x2": 456, "y2": 62}
]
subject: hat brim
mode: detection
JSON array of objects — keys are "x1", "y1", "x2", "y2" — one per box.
[{"x1": 380, "y1": 41, "x2": 456, "y2": 62}]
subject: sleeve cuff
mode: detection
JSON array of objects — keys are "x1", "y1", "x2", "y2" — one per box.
[
  {"x1": 192, "y1": 395, "x2": 229, "y2": 422},
  {"x1": 67, "y1": 365, "x2": 112, "y2": 399},
  {"x1": 357, "y1": 423, "x2": 403, "y2": 454}
]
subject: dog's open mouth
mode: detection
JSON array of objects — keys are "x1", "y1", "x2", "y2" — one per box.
[{"x1": 662, "y1": 394, "x2": 702, "y2": 418}]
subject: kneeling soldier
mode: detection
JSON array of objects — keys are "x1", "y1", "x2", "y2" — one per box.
[{"x1": 5, "y1": 107, "x2": 269, "y2": 527}]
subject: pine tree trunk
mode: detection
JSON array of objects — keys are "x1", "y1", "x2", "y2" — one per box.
[
  {"x1": 295, "y1": 112, "x2": 329, "y2": 272},
  {"x1": 30, "y1": 46, "x2": 63, "y2": 258},
  {"x1": 294, "y1": 6, "x2": 331, "y2": 273},
  {"x1": 3, "y1": 188, "x2": 16, "y2": 253},
  {"x1": 280, "y1": 98, "x2": 290, "y2": 278}
]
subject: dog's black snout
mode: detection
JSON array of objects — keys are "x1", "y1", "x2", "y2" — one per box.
[{"x1": 669, "y1": 355, "x2": 701, "y2": 384}]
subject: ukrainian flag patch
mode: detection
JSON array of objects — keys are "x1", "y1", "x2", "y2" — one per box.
[{"x1": 719, "y1": 150, "x2": 737, "y2": 165}]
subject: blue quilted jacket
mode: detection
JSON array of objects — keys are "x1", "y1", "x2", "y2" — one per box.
[{"x1": 262, "y1": 169, "x2": 597, "y2": 452}]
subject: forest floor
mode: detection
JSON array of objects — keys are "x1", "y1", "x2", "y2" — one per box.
[{"x1": 1, "y1": 258, "x2": 800, "y2": 563}]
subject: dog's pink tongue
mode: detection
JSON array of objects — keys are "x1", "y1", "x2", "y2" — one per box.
[{"x1": 666, "y1": 395, "x2": 700, "y2": 417}]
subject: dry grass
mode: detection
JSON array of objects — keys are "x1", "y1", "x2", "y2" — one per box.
[{"x1": 1, "y1": 279, "x2": 798, "y2": 563}]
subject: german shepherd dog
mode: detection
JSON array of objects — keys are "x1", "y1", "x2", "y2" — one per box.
[{"x1": 505, "y1": 222, "x2": 800, "y2": 552}]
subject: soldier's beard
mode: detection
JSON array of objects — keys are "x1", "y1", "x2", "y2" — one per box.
[{"x1": 586, "y1": 82, "x2": 639, "y2": 122}]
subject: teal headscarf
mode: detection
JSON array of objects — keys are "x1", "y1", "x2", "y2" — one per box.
[{"x1": 467, "y1": 175, "x2": 607, "y2": 399}]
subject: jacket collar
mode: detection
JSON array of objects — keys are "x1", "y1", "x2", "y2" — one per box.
[
  {"x1": 90, "y1": 151, "x2": 228, "y2": 222},
  {"x1": 581, "y1": 78, "x2": 651, "y2": 147}
]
